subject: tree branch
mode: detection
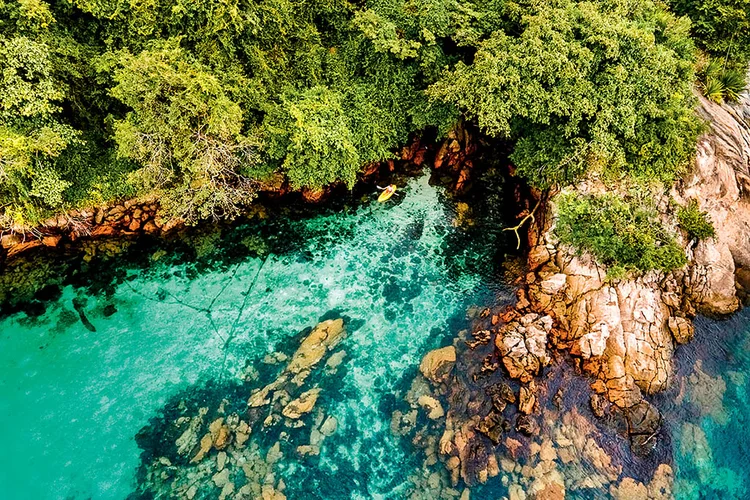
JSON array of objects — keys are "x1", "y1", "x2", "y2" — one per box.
[{"x1": 503, "y1": 198, "x2": 542, "y2": 250}]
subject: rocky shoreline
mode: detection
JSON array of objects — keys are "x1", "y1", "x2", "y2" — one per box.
[
  {"x1": 3, "y1": 83, "x2": 749, "y2": 499},
  {"x1": 407, "y1": 88, "x2": 750, "y2": 498},
  {"x1": 0, "y1": 125, "x2": 482, "y2": 264}
]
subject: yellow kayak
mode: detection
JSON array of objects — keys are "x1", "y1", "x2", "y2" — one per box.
[{"x1": 378, "y1": 185, "x2": 397, "y2": 202}]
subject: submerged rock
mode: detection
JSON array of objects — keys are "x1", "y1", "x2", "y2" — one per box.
[
  {"x1": 417, "y1": 395, "x2": 445, "y2": 420},
  {"x1": 281, "y1": 388, "x2": 321, "y2": 419},
  {"x1": 419, "y1": 346, "x2": 456, "y2": 384},
  {"x1": 288, "y1": 319, "x2": 345, "y2": 372}
]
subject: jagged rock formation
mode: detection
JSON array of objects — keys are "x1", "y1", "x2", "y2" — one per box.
[
  {"x1": 494, "y1": 86, "x2": 750, "y2": 448},
  {"x1": 418, "y1": 82, "x2": 750, "y2": 497}
]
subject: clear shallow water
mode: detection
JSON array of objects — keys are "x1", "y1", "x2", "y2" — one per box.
[
  {"x1": 5, "y1": 172, "x2": 750, "y2": 500},
  {"x1": 670, "y1": 310, "x2": 750, "y2": 500},
  {"x1": 0, "y1": 175, "x2": 507, "y2": 499}
]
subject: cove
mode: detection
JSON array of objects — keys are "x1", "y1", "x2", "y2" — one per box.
[{"x1": 0, "y1": 174, "x2": 509, "y2": 499}]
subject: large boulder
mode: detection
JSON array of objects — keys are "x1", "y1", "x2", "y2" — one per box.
[{"x1": 419, "y1": 346, "x2": 456, "y2": 384}]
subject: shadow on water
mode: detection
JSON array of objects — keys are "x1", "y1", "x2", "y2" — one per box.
[
  {"x1": 0, "y1": 162, "x2": 523, "y2": 499},
  {"x1": 654, "y1": 309, "x2": 750, "y2": 499}
]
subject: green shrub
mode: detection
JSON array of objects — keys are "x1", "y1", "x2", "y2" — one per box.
[
  {"x1": 701, "y1": 76, "x2": 726, "y2": 103},
  {"x1": 667, "y1": 0, "x2": 750, "y2": 65},
  {"x1": 697, "y1": 56, "x2": 748, "y2": 103},
  {"x1": 677, "y1": 199, "x2": 715, "y2": 240},
  {"x1": 556, "y1": 192, "x2": 687, "y2": 276},
  {"x1": 720, "y1": 69, "x2": 747, "y2": 102}
]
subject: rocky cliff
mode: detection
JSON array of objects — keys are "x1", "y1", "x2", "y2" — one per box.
[
  {"x1": 511, "y1": 87, "x2": 750, "y2": 423},
  {"x1": 398, "y1": 85, "x2": 750, "y2": 498}
]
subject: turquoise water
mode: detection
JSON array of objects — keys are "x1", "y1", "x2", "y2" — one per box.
[
  {"x1": 670, "y1": 310, "x2": 750, "y2": 500},
  {"x1": 4, "y1": 172, "x2": 750, "y2": 499},
  {"x1": 0, "y1": 175, "x2": 507, "y2": 499}
]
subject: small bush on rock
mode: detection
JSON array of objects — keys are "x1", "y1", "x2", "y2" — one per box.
[
  {"x1": 678, "y1": 199, "x2": 715, "y2": 240},
  {"x1": 556, "y1": 192, "x2": 687, "y2": 276}
]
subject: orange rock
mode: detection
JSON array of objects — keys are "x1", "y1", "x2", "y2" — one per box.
[
  {"x1": 504, "y1": 437, "x2": 523, "y2": 459},
  {"x1": 91, "y1": 225, "x2": 116, "y2": 237},
  {"x1": 536, "y1": 482, "x2": 565, "y2": 500},
  {"x1": 455, "y1": 166, "x2": 471, "y2": 191},
  {"x1": 590, "y1": 379, "x2": 607, "y2": 394},
  {"x1": 302, "y1": 188, "x2": 325, "y2": 203},
  {"x1": 42, "y1": 235, "x2": 62, "y2": 247},
  {"x1": 142, "y1": 221, "x2": 159, "y2": 234},
  {"x1": 214, "y1": 425, "x2": 231, "y2": 450},
  {"x1": 1, "y1": 233, "x2": 22, "y2": 248},
  {"x1": 6, "y1": 240, "x2": 42, "y2": 257}
]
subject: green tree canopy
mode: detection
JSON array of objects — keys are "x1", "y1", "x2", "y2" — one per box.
[
  {"x1": 429, "y1": 0, "x2": 702, "y2": 188},
  {"x1": 0, "y1": 0, "x2": 727, "y2": 226}
]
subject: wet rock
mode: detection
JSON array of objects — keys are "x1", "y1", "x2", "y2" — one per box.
[
  {"x1": 302, "y1": 188, "x2": 325, "y2": 203},
  {"x1": 625, "y1": 402, "x2": 661, "y2": 455},
  {"x1": 668, "y1": 316, "x2": 694, "y2": 344},
  {"x1": 519, "y1": 383, "x2": 536, "y2": 415},
  {"x1": 175, "y1": 408, "x2": 208, "y2": 456},
  {"x1": 647, "y1": 464, "x2": 673, "y2": 499},
  {"x1": 235, "y1": 420, "x2": 251, "y2": 446},
  {"x1": 319, "y1": 416, "x2": 338, "y2": 436},
  {"x1": 282, "y1": 388, "x2": 321, "y2": 419},
  {"x1": 682, "y1": 359, "x2": 727, "y2": 424},
  {"x1": 508, "y1": 483, "x2": 526, "y2": 500},
  {"x1": 516, "y1": 415, "x2": 539, "y2": 436},
  {"x1": 325, "y1": 350, "x2": 346, "y2": 371},
  {"x1": 610, "y1": 477, "x2": 648, "y2": 500},
  {"x1": 266, "y1": 442, "x2": 283, "y2": 464},
  {"x1": 191, "y1": 432, "x2": 214, "y2": 463},
  {"x1": 287, "y1": 319, "x2": 345, "y2": 378},
  {"x1": 539, "y1": 439, "x2": 557, "y2": 463},
  {"x1": 419, "y1": 346, "x2": 456, "y2": 384},
  {"x1": 212, "y1": 468, "x2": 230, "y2": 488},
  {"x1": 296, "y1": 445, "x2": 320, "y2": 456},
  {"x1": 590, "y1": 393, "x2": 607, "y2": 418},
  {"x1": 535, "y1": 481, "x2": 565, "y2": 500},
  {"x1": 391, "y1": 409, "x2": 418, "y2": 436},
  {"x1": 418, "y1": 395, "x2": 445, "y2": 420},
  {"x1": 475, "y1": 412, "x2": 504, "y2": 445},
  {"x1": 42, "y1": 235, "x2": 61, "y2": 247},
  {"x1": 249, "y1": 319, "x2": 344, "y2": 408},
  {"x1": 214, "y1": 425, "x2": 231, "y2": 450},
  {"x1": 261, "y1": 484, "x2": 287, "y2": 500}
]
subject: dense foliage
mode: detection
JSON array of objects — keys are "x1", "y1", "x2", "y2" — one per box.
[
  {"x1": 668, "y1": 0, "x2": 750, "y2": 65},
  {"x1": 0, "y1": 0, "x2": 732, "y2": 226},
  {"x1": 678, "y1": 199, "x2": 716, "y2": 240},
  {"x1": 429, "y1": 0, "x2": 702, "y2": 188},
  {"x1": 556, "y1": 192, "x2": 687, "y2": 276}
]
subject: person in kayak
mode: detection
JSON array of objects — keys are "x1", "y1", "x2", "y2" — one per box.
[{"x1": 376, "y1": 184, "x2": 397, "y2": 202}]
